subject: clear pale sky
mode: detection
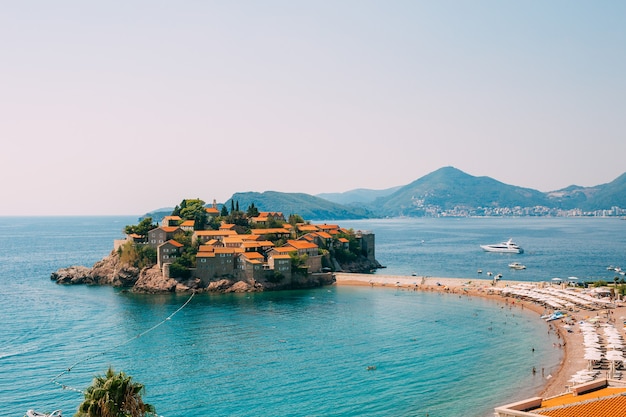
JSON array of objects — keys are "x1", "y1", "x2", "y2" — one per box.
[{"x1": 2, "y1": 2, "x2": 625, "y2": 216}]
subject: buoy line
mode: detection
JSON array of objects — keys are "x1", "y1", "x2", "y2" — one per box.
[{"x1": 46, "y1": 291, "x2": 195, "y2": 410}]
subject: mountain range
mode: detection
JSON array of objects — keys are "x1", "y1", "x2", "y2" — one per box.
[
  {"x1": 146, "y1": 167, "x2": 626, "y2": 221},
  {"x1": 228, "y1": 167, "x2": 626, "y2": 219}
]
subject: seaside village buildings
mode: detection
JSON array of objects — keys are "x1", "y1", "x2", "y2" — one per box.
[{"x1": 125, "y1": 208, "x2": 376, "y2": 286}]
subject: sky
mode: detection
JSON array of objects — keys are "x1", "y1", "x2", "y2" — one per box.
[{"x1": 2, "y1": 1, "x2": 625, "y2": 215}]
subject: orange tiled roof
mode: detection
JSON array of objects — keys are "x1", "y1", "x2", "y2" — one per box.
[
  {"x1": 198, "y1": 245, "x2": 215, "y2": 252},
  {"x1": 213, "y1": 247, "x2": 242, "y2": 254},
  {"x1": 250, "y1": 228, "x2": 291, "y2": 235},
  {"x1": 316, "y1": 231, "x2": 332, "y2": 239},
  {"x1": 338, "y1": 237, "x2": 349, "y2": 243},
  {"x1": 243, "y1": 241, "x2": 275, "y2": 249},
  {"x1": 286, "y1": 240, "x2": 318, "y2": 250},
  {"x1": 162, "y1": 215, "x2": 181, "y2": 221},
  {"x1": 297, "y1": 224, "x2": 319, "y2": 232},
  {"x1": 315, "y1": 223, "x2": 340, "y2": 230},
  {"x1": 205, "y1": 207, "x2": 219, "y2": 214},
  {"x1": 242, "y1": 252, "x2": 264, "y2": 260},
  {"x1": 259, "y1": 211, "x2": 283, "y2": 217},
  {"x1": 301, "y1": 234, "x2": 315, "y2": 242},
  {"x1": 164, "y1": 239, "x2": 183, "y2": 247},
  {"x1": 180, "y1": 220, "x2": 195, "y2": 227},
  {"x1": 161, "y1": 226, "x2": 181, "y2": 233},
  {"x1": 223, "y1": 236, "x2": 244, "y2": 244},
  {"x1": 194, "y1": 230, "x2": 237, "y2": 236},
  {"x1": 537, "y1": 392, "x2": 626, "y2": 417}
]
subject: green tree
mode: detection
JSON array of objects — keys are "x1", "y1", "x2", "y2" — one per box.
[
  {"x1": 176, "y1": 199, "x2": 207, "y2": 230},
  {"x1": 220, "y1": 205, "x2": 229, "y2": 216},
  {"x1": 247, "y1": 203, "x2": 259, "y2": 217},
  {"x1": 169, "y1": 260, "x2": 191, "y2": 279},
  {"x1": 288, "y1": 214, "x2": 304, "y2": 226},
  {"x1": 124, "y1": 218, "x2": 156, "y2": 236},
  {"x1": 289, "y1": 252, "x2": 308, "y2": 273},
  {"x1": 117, "y1": 242, "x2": 156, "y2": 269},
  {"x1": 75, "y1": 367, "x2": 155, "y2": 417},
  {"x1": 207, "y1": 215, "x2": 221, "y2": 230}
]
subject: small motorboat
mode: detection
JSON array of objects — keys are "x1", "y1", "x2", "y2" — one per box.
[{"x1": 508, "y1": 262, "x2": 526, "y2": 270}]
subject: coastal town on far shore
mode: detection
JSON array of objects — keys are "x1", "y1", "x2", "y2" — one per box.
[{"x1": 414, "y1": 203, "x2": 626, "y2": 218}]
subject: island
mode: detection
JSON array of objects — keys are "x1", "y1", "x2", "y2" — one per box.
[{"x1": 51, "y1": 199, "x2": 382, "y2": 293}]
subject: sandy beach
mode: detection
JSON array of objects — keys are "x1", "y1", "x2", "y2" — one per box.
[{"x1": 334, "y1": 272, "x2": 626, "y2": 399}]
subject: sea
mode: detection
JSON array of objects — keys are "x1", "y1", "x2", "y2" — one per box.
[{"x1": 1, "y1": 216, "x2": 625, "y2": 417}]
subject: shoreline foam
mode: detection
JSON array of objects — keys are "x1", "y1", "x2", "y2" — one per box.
[{"x1": 334, "y1": 272, "x2": 625, "y2": 400}]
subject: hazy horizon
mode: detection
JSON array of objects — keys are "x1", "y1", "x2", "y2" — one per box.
[{"x1": 2, "y1": 2, "x2": 625, "y2": 215}]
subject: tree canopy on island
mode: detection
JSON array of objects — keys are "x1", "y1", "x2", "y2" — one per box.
[
  {"x1": 172, "y1": 199, "x2": 208, "y2": 230},
  {"x1": 124, "y1": 217, "x2": 157, "y2": 236}
]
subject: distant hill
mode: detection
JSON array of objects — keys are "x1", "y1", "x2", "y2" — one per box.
[
  {"x1": 226, "y1": 191, "x2": 373, "y2": 220},
  {"x1": 141, "y1": 207, "x2": 175, "y2": 222},
  {"x1": 316, "y1": 186, "x2": 403, "y2": 205},
  {"x1": 370, "y1": 166, "x2": 550, "y2": 216},
  {"x1": 143, "y1": 168, "x2": 626, "y2": 219},
  {"x1": 546, "y1": 172, "x2": 626, "y2": 210}
]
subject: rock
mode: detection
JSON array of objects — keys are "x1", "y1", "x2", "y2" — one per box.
[
  {"x1": 131, "y1": 265, "x2": 176, "y2": 293},
  {"x1": 51, "y1": 251, "x2": 140, "y2": 287},
  {"x1": 207, "y1": 279, "x2": 235, "y2": 292},
  {"x1": 90, "y1": 251, "x2": 139, "y2": 286},
  {"x1": 51, "y1": 265, "x2": 93, "y2": 285},
  {"x1": 225, "y1": 281, "x2": 254, "y2": 293}
]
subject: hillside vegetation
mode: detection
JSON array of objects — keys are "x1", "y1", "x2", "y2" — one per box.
[{"x1": 144, "y1": 167, "x2": 626, "y2": 220}]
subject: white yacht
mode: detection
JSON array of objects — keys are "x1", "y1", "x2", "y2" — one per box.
[{"x1": 480, "y1": 238, "x2": 524, "y2": 254}]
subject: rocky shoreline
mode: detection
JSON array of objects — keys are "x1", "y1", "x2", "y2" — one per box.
[{"x1": 51, "y1": 251, "x2": 378, "y2": 294}]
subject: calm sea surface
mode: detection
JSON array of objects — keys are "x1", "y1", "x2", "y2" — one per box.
[{"x1": 1, "y1": 216, "x2": 624, "y2": 417}]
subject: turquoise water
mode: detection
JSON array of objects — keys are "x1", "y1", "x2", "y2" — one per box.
[
  {"x1": 340, "y1": 217, "x2": 626, "y2": 282},
  {"x1": 3, "y1": 216, "x2": 622, "y2": 416}
]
